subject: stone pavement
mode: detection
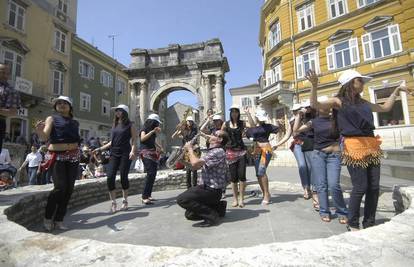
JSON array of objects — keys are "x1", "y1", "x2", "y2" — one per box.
[{"x1": 30, "y1": 165, "x2": 410, "y2": 249}]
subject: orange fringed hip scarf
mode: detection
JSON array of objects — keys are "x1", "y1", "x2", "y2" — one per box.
[{"x1": 342, "y1": 136, "x2": 383, "y2": 168}]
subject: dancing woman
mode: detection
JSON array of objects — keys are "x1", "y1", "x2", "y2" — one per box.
[
  {"x1": 293, "y1": 83, "x2": 348, "y2": 223},
  {"x1": 307, "y1": 69, "x2": 412, "y2": 230},
  {"x1": 222, "y1": 105, "x2": 247, "y2": 207},
  {"x1": 140, "y1": 113, "x2": 163, "y2": 204},
  {"x1": 172, "y1": 116, "x2": 199, "y2": 188},
  {"x1": 95, "y1": 104, "x2": 137, "y2": 213},
  {"x1": 35, "y1": 96, "x2": 80, "y2": 231},
  {"x1": 245, "y1": 108, "x2": 279, "y2": 205}
]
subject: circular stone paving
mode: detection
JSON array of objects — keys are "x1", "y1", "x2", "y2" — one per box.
[{"x1": 31, "y1": 182, "x2": 395, "y2": 249}]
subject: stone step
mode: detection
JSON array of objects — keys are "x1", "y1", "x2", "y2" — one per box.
[
  {"x1": 381, "y1": 159, "x2": 414, "y2": 181},
  {"x1": 383, "y1": 149, "x2": 414, "y2": 162}
]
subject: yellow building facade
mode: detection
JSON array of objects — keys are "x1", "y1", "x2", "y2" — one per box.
[
  {"x1": 0, "y1": 0, "x2": 77, "y2": 143},
  {"x1": 259, "y1": 0, "x2": 414, "y2": 149}
]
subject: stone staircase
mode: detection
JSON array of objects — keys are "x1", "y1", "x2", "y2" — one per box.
[{"x1": 382, "y1": 147, "x2": 414, "y2": 180}]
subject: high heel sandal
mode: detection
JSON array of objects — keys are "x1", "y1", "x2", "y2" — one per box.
[
  {"x1": 303, "y1": 188, "x2": 311, "y2": 200},
  {"x1": 120, "y1": 200, "x2": 128, "y2": 211},
  {"x1": 110, "y1": 201, "x2": 117, "y2": 213}
]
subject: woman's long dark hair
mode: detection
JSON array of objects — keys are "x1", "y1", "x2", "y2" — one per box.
[
  {"x1": 143, "y1": 119, "x2": 159, "y2": 133},
  {"x1": 113, "y1": 110, "x2": 130, "y2": 127},
  {"x1": 230, "y1": 108, "x2": 243, "y2": 128}
]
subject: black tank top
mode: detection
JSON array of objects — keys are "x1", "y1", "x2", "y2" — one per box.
[
  {"x1": 225, "y1": 121, "x2": 245, "y2": 149},
  {"x1": 111, "y1": 122, "x2": 132, "y2": 156},
  {"x1": 337, "y1": 101, "x2": 375, "y2": 137},
  {"x1": 140, "y1": 128, "x2": 156, "y2": 150},
  {"x1": 312, "y1": 116, "x2": 339, "y2": 150},
  {"x1": 49, "y1": 114, "x2": 80, "y2": 144}
]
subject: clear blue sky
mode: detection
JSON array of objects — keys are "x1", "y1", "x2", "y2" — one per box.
[{"x1": 77, "y1": 0, "x2": 263, "y2": 118}]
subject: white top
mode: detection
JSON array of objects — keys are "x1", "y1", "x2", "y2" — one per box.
[
  {"x1": 25, "y1": 152, "x2": 42, "y2": 167},
  {"x1": 0, "y1": 148, "x2": 11, "y2": 165}
]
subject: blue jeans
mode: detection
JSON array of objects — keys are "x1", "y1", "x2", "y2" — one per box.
[
  {"x1": 28, "y1": 166, "x2": 38, "y2": 185},
  {"x1": 312, "y1": 150, "x2": 347, "y2": 217},
  {"x1": 293, "y1": 144, "x2": 311, "y2": 188}
]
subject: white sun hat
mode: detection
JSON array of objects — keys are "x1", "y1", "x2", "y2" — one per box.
[
  {"x1": 338, "y1": 69, "x2": 372, "y2": 86},
  {"x1": 212, "y1": 114, "x2": 223, "y2": 121},
  {"x1": 112, "y1": 104, "x2": 129, "y2": 115},
  {"x1": 255, "y1": 109, "x2": 269, "y2": 122},
  {"x1": 290, "y1": 103, "x2": 302, "y2": 111},
  {"x1": 229, "y1": 104, "x2": 240, "y2": 111},
  {"x1": 147, "y1": 113, "x2": 162, "y2": 124},
  {"x1": 301, "y1": 100, "x2": 311, "y2": 108},
  {"x1": 52, "y1": 96, "x2": 73, "y2": 107},
  {"x1": 186, "y1": 116, "x2": 194, "y2": 121}
]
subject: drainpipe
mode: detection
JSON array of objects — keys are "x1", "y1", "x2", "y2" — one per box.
[{"x1": 288, "y1": 0, "x2": 298, "y2": 102}]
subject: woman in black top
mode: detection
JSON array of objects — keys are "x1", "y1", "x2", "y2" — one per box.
[
  {"x1": 222, "y1": 105, "x2": 247, "y2": 207},
  {"x1": 95, "y1": 104, "x2": 137, "y2": 213},
  {"x1": 293, "y1": 102, "x2": 348, "y2": 224},
  {"x1": 245, "y1": 108, "x2": 279, "y2": 205},
  {"x1": 140, "y1": 113, "x2": 163, "y2": 204},
  {"x1": 306, "y1": 69, "x2": 412, "y2": 231},
  {"x1": 35, "y1": 96, "x2": 80, "y2": 231}
]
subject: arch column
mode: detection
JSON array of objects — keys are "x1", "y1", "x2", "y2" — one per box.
[
  {"x1": 202, "y1": 75, "x2": 211, "y2": 117},
  {"x1": 139, "y1": 80, "x2": 148, "y2": 126},
  {"x1": 215, "y1": 74, "x2": 225, "y2": 115}
]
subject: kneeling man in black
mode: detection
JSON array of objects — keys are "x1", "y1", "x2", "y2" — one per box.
[{"x1": 177, "y1": 130, "x2": 229, "y2": 227}]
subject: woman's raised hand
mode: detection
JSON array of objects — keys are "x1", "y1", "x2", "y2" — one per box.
[{"x1": 305, "y1": 69, "x2": 318, "y2": 88}]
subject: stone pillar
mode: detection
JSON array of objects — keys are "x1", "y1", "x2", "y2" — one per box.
[
  {"x1": 203, "y1": 75, "x2": 211, "y2": 117},
  {"x1": 139, "y1": 80, "x2": 148, "y2": 126},
  {"x1": 215, "y1": 74, "x2": 225, "y2": 115}
]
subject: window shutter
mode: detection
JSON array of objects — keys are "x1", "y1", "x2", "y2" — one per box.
[
  {"x1": 268, "y1": 32, "x2": 273, "y2": 49},
  {"x1": 361, "y1": 33, "x2": 373, "y2": 61},
  {"x1": 100, "y1": 71, "x2": 103, "y2": 84},
  {"x1": 265, "y1": 70, "x2": 272, "y2": 86},
  {"x1": 349, "y1": 38, "x2": 360, "y2": 65},
  {"x1": 326, "y1": 45, "x2": 335, "y2": 70},
  {"x1": 389, "y1": 24, "x2": 402, "y2": 53},
  {"x1": 79, "y1": 61, "x2": 83, "y2": 75},
  {"x1": 90, "y1": 66, "x2": 94, "y2": 79},
  {"x1": 277, "y1": 23, "x2": 281, "y2": 43},
  {"x1": 296, "y1": 56, "x2": 303, "y2": 79}
]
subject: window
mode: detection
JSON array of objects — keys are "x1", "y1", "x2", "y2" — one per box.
[
  {"x1": 3, "y1": 49, "x2": 23, "y2": 81},
  {"x1": 362, "y1": 25, "x2": 402, "y2": 61},
  {"x1": 100, "y1": 71, "x2": 113, "y2": 87},
  {"x1": 8, "y1": 1, "x2": 25, "y2": 31},
  {"x1": 80, "y1": 93, "x2": 91, "y2": 112},
  {"x1": 58, "y1": 0, "x2": 68, "y2": 14},
  {"x1": 328, "y1": 0, "x2": 347, "y2": 19},
  {"x1": 80, "y1": 129, "x2": 89, "y2": 140},
  {"x1": 79, "y1": 60, "x2": 94, "y2": 79},
  {"x1": 326, "y1": 38, "x2": 359, "y2": 70},
  {"x1": 116, "y1": 78, "x2": 126, "y2": 95},
  {"x1": 52, "y1": 70, "x2": 64, "y2": 95},
  {"x1": 54, "y1": 29, "x2": 67, "y2": 53},
  {"x1": 358, "y1": 0, "x2": 381, "y2": 8},
  {"x1": 268, "y1": 21, "x2": 281, "y2": 49},
  {"x1": 241, "y1": 97, "x2": 252, "y2": 108},
  {"x1": 102, "y1": 99, "x2": 111, "y2": 116},
  {"x1": 373, "y1": 86, "x2": 405, "y2": 126},
  {"x1": 264, "y1": 64, "x2": 282, "y2": 87},
  {"x1": 296, "y1": 50, "x2": 319, "y2": 79},
  {"x1": 297, "y1": 4, "x2": 314, "y2": 32}
]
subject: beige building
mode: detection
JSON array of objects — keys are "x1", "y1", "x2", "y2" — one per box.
[
  {"x1": 0, "y1": 0, "x2": 77, "y2": 143},
  {"x1": 229, "y1": 83, "x2": 261, "y2": 122}
]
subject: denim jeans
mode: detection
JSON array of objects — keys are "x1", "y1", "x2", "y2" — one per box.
[
  {"x1": 347, "y1": 164, "x2": 380, "y2": 229},
  {"x1": 28, "y1": 166, "x2": 38, "y2": 185},
  {"x1": 292, "y1": 144, "x2": 311, "y2": 188},
  {"x1": 312, "y1": 150, "x2": 347, "y2": 217}
]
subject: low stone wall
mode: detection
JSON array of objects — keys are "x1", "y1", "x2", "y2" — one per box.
[
  {"x1": 2, "y1": 170, "x2": 187, "y2": 228},
  {"x1": 0, "y1": 176, "x2": 413, "y2": 266}
]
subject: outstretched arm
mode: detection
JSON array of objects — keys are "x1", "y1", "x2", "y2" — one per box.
[
  {"x1": 368, "y1": 84, "x2": 413, "y2": 113},
  {"x1": 305, "y1": 69, "x2": 341, "y2": 110}
]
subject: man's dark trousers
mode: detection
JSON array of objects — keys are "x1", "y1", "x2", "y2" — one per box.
[{"x1": 177, "y1": 185, "x2": 223, "y2": 224}]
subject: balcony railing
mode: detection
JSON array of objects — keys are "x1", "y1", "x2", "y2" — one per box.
[{"x1": 259, "y1": 80, "x2": 292, "y2": 100}]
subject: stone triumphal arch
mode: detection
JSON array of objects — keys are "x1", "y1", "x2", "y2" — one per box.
[{"x1": 125, "y1": 39, "x2": 230, "y2": 131}]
